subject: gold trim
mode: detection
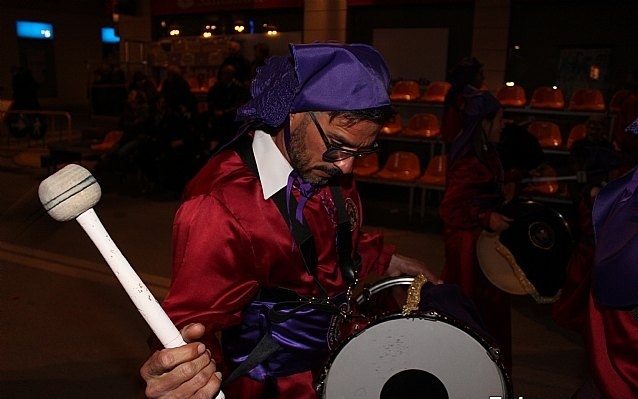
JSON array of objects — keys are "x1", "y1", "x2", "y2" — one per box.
[
  {"x1": 402, "y1": 274, "x2": 428, "y2": 316},
  {"x1": 494, "y1": 239, "x2": 561, "y2": 304}
]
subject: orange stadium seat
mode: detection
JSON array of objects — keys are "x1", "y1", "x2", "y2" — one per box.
[
  {"x1": 419, "y1": 155, "x2": 447, "y2": 187},
  {"x1": 404, "y1": 113, "x2": 441, "y2": 138},
  {"x1": 390, "y1": 80, "x2": 421, "y2": 101},
  {"x1": 566, "y1": 124, "x2": 587, "y2": 149},
  {"x1": 380, "y1": 114, "x2": 403, "y2": 135},
  {"x1": 375, "y1": 151, "x2": 421, "y2": 182},
  {"x1": 609, "y1": 89, "x2": 631, "y2": 113},
  {"x1": 568, "y1": 88, "x2": 606, "y2": 112},
  {"x1": 496, "y1": 84, "x2": 527, "y2": 107},
  {"x1": 527, "y1": 121, "x2": 562, "y2": 148},
  {"x1": 90, "y1": 130, "x2": 124, "y2": 152},
  {"x1": 420, "y1": 81, "x2": 451, "y2": 103},
  {"x1": 529, "y1": 86, "x2": 565, "y2": 110},
  {"x1": 353, "y1": 153, "x2": 380, "y2": 177}
]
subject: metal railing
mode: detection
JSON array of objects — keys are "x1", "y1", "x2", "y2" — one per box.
[{"x1": 0, "y1": 109, "x2": 73, "y2": 149}]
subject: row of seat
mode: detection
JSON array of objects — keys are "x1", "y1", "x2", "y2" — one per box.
[
  {"x1": 389, "y1": 80, "x2": 451, "y2": 103},
  {"x1": 381, "y1": 113, "x2": 440, "y2": 138},
  {"x1": 354, "y1": 152, "x2": 446, "y2": 187},
  {"x1": 527, "y1": 121, "x2": 588, "y2": 149},
  {"x1": 496, "y1": 85, "x2": 611, "y2": 112},
  {"x1": 380, "y1": 111, "x2": 589, "y2": 150},
  {"x1": 354, "y1": 151, "x2": 564, "y2": 197},
  {"x1": 389, "y1": 79, "x2": 625, "y2": 113}
]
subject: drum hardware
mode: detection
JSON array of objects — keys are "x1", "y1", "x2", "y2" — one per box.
[
  {"x1": 354, "y1": 275, "x2": 415, "y2": 305},
  {"x1": 317, "y1": 276, "x2": 512, "y2": 399},
  {"x1": 521, "y1": 173, "x2": 585, "y2": 183}
]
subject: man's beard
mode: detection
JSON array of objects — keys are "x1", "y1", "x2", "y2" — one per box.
[{"x1": 289, "y1": 123, "x2": 342, "y2": 186}]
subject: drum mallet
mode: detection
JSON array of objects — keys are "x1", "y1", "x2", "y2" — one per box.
[{"x1": 38, "y1": 164, "x2": 225, "y2": 399}]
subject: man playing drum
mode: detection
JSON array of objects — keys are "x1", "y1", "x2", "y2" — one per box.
[{"x1": 139, "y1": 42, "x2": 439, "y2": 399}]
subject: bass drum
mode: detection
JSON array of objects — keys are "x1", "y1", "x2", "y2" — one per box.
[
  {"x1": 317, "y1": 277, "x2": 512, "y2": 399},
  {"x1": 477, "y1": 200, "x2": 573, "y2": 303}
]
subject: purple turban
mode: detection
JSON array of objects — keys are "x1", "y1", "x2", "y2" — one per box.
[{"x1": 236, "y1": 42, "x2": 391, "y2": 127}]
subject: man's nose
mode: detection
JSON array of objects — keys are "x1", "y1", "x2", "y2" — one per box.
[{"x1": 333, "y1": 157, "x2": 356, "y2": 174}]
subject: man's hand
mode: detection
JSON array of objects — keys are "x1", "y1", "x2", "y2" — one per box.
[
  {"x1": 489, "y1": 212, "x2": 513, "y2": 233},
  {"x1": 140, "y1": 323, "x2": 223, "y2": 399},
  {"x1": 387, "y1": 253, "x2": 443, "y2": 284}
]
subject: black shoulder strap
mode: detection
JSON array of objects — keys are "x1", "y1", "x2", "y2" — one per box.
[
  {"x1": 222, "y1": 334, "x2": 281, "y2": 387},
  {"x1": 234, "y1": 137, "x2": 319, "y2": 278},
  {"x1": 233, "y1": 136, "x2": 359, "y2": 284}
]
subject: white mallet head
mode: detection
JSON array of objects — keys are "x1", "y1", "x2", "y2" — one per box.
[{"x1": 39, "y1": 164, "x2": 102, "y2": 221}]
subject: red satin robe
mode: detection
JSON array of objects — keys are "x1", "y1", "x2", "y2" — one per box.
[
  {"x1": 161, "y1": 148, "x2": 394, "y2": 398},
  {"x1": 551, "y1": 193, "x2": 595, "y2": 334},
  {"x1": 584, "y1": 293, "x2": 638, "y2": 398},
  {"x1": 438, "y1": 149, "x2": 513, "y2": 373}
]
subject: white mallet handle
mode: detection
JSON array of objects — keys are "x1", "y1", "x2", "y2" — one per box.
[
  {"x1": 76, "y1": 208, "x2": 185, "y2": 348},
  {"x1": 76, "y1": 209, "x2": 226, "y2": 399}
]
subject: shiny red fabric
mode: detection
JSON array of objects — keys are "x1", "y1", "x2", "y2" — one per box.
[
  {"x1": 552, "y1": 195, "x2": 595, "y2": 334},
  {"x1": 161, "y1": 149, "x2": 394, "y2": 397},
  {"x1": 439, "y1": 150, "x2": 512, "y2": 373},
  {"x1": 586, "y1": 293, "x2": 638, "y2": 398}
]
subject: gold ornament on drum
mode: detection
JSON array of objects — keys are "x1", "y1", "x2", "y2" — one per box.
[{"x1": 402, "y1": 273, "x2": 428, "y2": 316}]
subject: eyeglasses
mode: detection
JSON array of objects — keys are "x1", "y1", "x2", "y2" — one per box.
[{"x1": 308, "y1": 112, "x2": 379, "y2": 162}]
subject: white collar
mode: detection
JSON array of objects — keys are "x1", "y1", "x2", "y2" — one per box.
[{"x1": 253, "y1": 129, "x2": 293, "y2": 200}]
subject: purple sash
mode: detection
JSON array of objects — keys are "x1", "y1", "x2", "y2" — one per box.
[{"x1": 222, "y1": 292, "x2": 346, "y2": 381}]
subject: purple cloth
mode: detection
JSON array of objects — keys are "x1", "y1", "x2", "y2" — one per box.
[
  {"x1": 287, "y1": 171, "x2": 316, "y2": 225},
  {"x1": 592, "y1": 166, "x2": 638, "y2": 308},
  {"x1": 222, "y1": 293, "x2": 346, "y2": 380},
  {"x1": 236, "y1": 42, "x2": 391, "y2": 128}
]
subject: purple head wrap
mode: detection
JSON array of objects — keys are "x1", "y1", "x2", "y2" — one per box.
[
  {"x1": 236, "y1": 42, "x2": 391, "y2": 127},
  {"x1": 448, "y1": 89, "x2": 503, "y2": 164}
]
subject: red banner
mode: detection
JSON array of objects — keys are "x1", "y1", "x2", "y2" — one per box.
[
  {"x1": 348, "y1": 0, "x2": 468, "y2": 5},
  {"x1": 151, "y1": 0, "x2": 304, "y2": 16}
]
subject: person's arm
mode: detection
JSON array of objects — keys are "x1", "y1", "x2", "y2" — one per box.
[
  {"x1": 386, "y1": 253, "x2": 443, "y2": 283},
  {"x1": 141, "y1": 192, "x2": 259, "y2": 397},
  {"x1": 352, "y1": 183, "x2": 442, "y2": 283}
]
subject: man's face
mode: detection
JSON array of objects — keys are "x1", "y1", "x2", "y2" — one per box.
[{"x1": 288, "y1": 112, "x2": 380, "y2": 186}]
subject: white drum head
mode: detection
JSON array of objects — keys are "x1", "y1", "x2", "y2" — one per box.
[
  {"x1": 476, "y1": 231, "x2": 528, "y2": 295},
  {"x1": 321, "y1": 315, "x2": 508, "y2": 398}
]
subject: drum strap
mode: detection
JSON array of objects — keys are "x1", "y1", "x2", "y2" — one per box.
[{"x1": 222, "y1": 334, "x2": 280, "y2": 387}]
